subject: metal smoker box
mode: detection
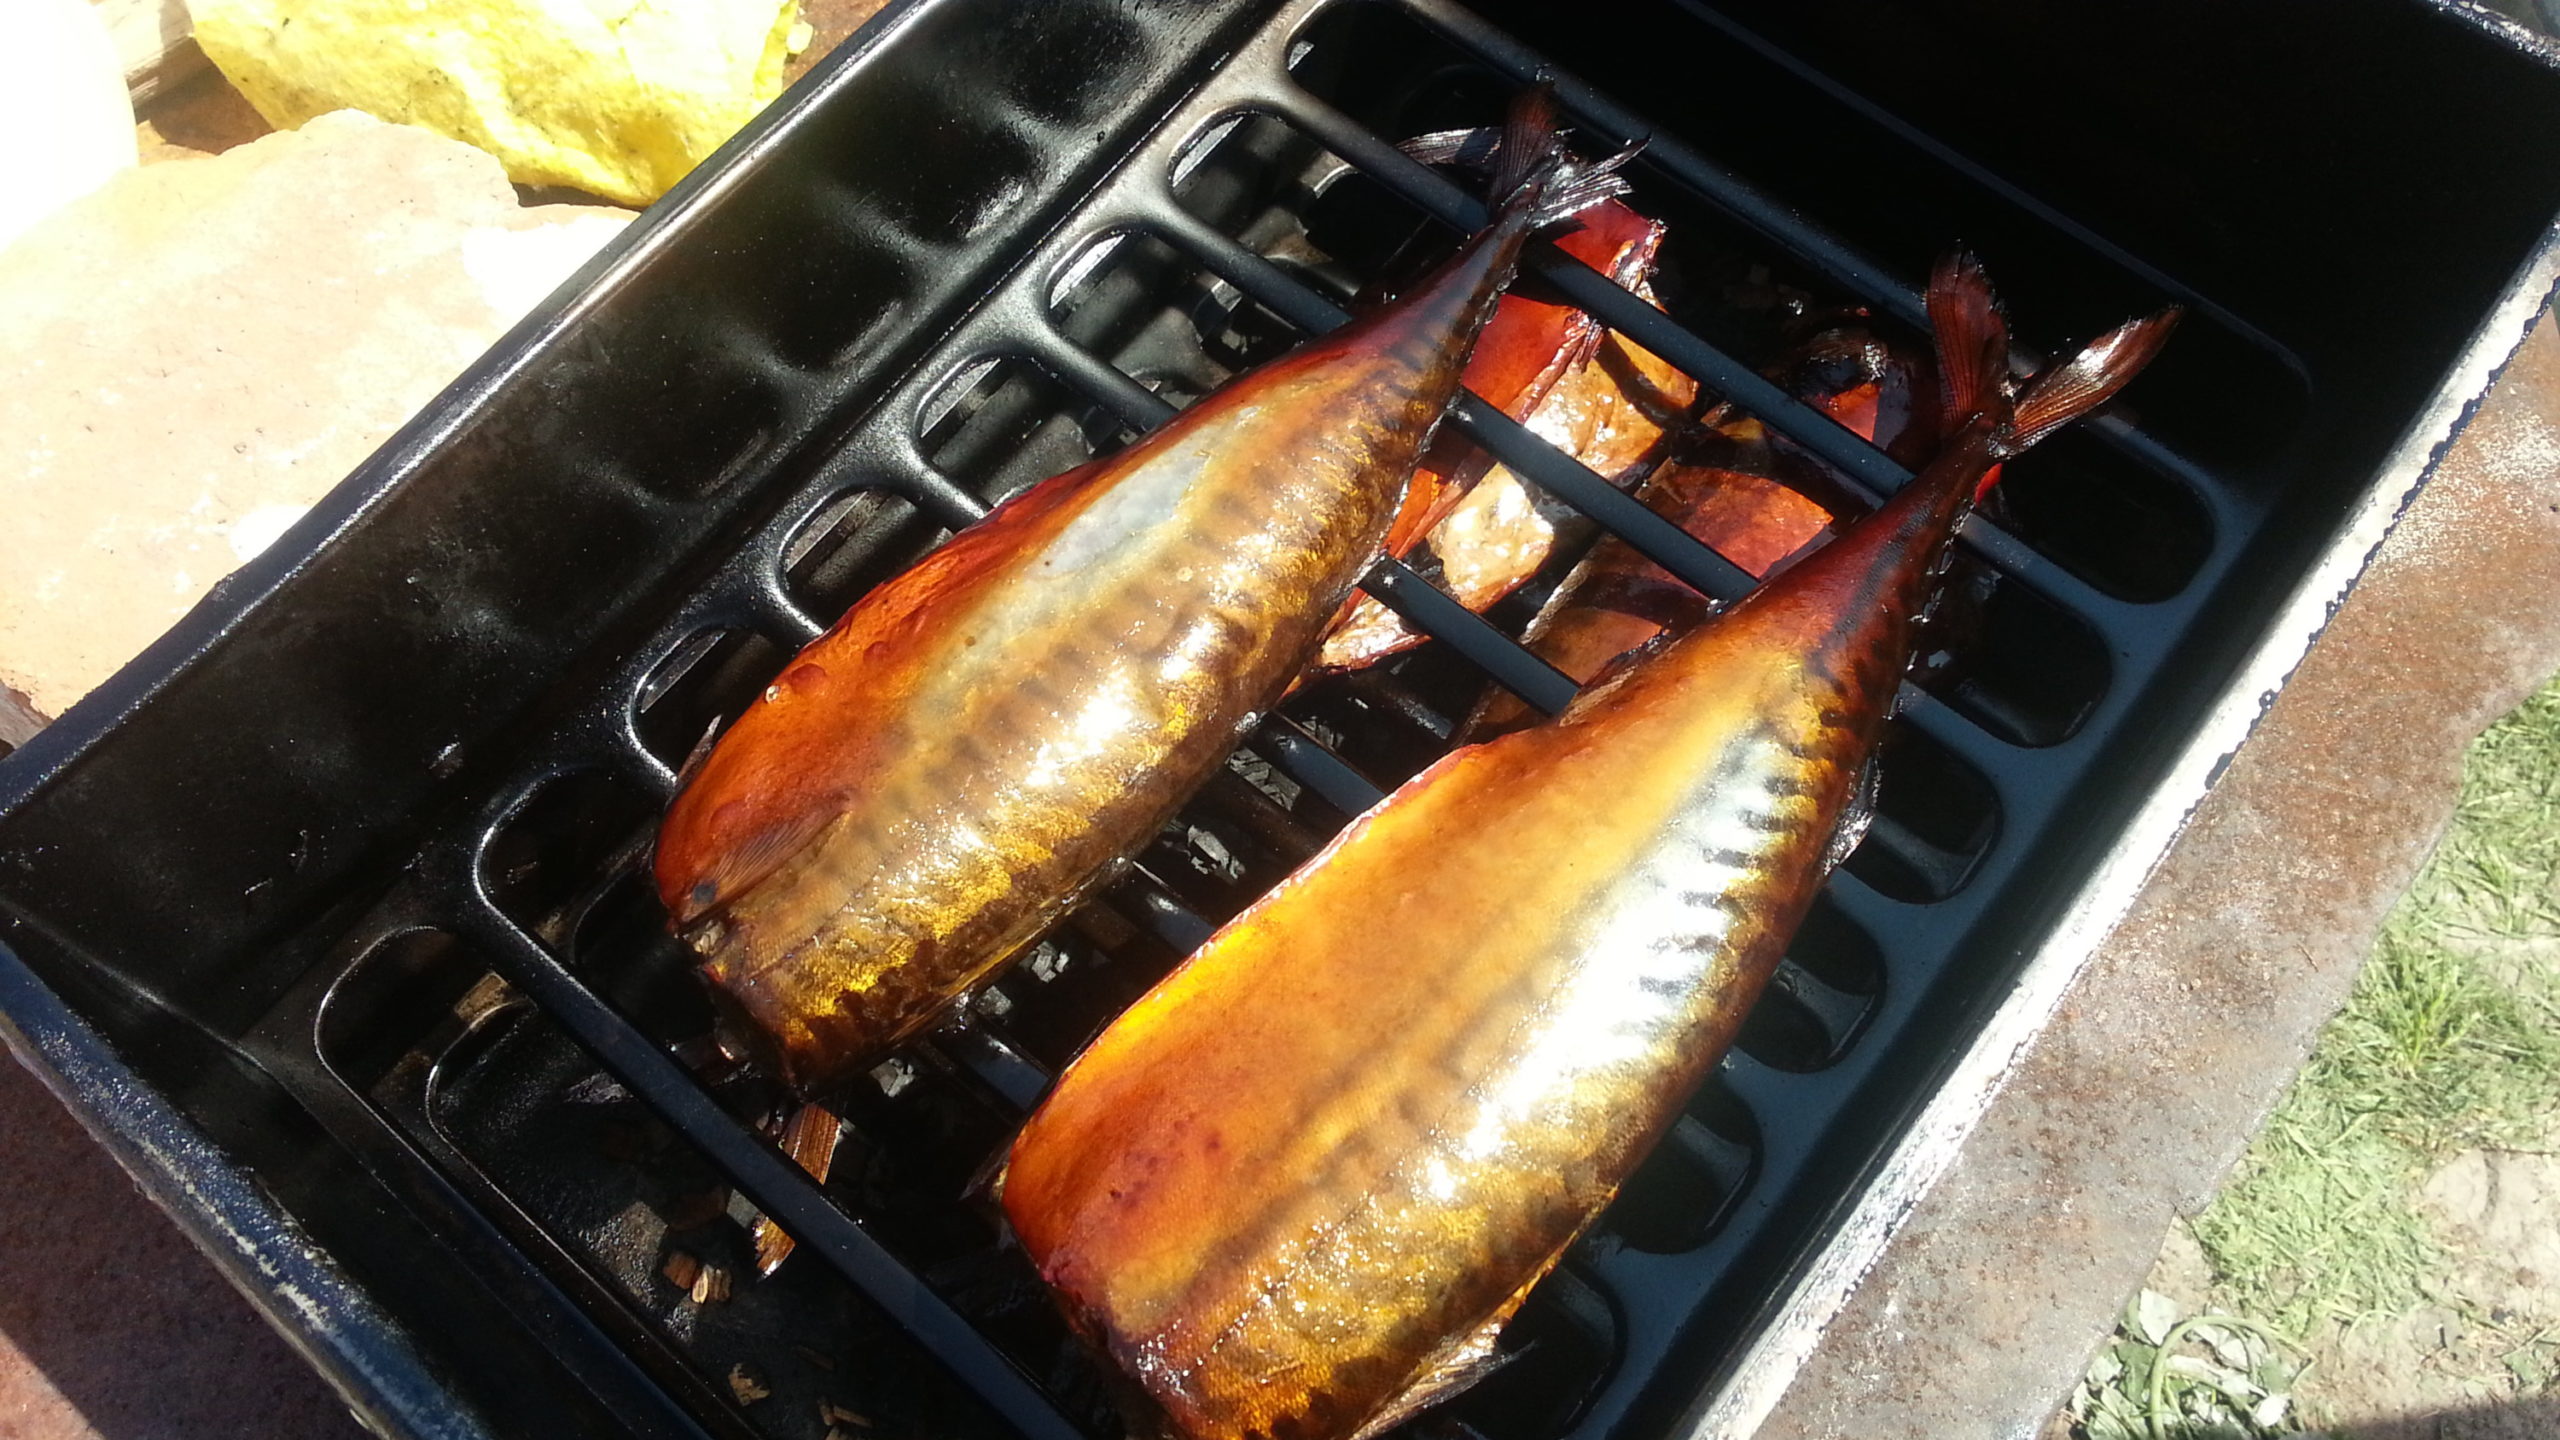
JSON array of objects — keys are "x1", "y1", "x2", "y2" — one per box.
[{"x1": 5, "y1": 2, "x2": 2560, "y2": 1438}]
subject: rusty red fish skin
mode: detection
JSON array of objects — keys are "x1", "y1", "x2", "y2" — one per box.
[
  {"x1": 1004, "y1": 408, "x2": 2008, "y2": 1440},
  {"x1": 652, "y1": 170, "x2": 1556, "y2": 1098},
  {"x1": 1464, "y1": 326, "x2": 1933, "y2": 742}
]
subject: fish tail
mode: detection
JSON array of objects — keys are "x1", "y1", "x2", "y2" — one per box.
[
  {"x1": 1488, "y1": 83, "x2": 1564, "y2": 202},
  {"x1": 1478, "y1": 81, "x2": 1634, "y2": 230},
  {"x1": 1402, "y1": 84, "x2": 1637, "y2": 232},
  {"x1": 1925, "y1": 251, "x2": 2182, "y2": 496},
  {"x1": 1926, "y1": 251, "x2": 2014, "y2": 441},
  {"x1": 2004, "y1": 305, "x2": 2184, "y2": 453}
]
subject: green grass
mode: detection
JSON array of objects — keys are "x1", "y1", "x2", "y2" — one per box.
[
  {"x1": 2191, "y1": 677, "x2": 2560, "y2": 1340},
  {"x1": 2072, "y1": 675, "x2": 2560, "y2": 1437}
]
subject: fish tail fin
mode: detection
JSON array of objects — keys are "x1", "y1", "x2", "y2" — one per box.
[
  {"x1": 1482, "y1": 80, "x2": 1635, "y2": 229},
  {"x1": 1926, "y1": 251, "x2": 2013, "y2": 438},
  {"x1": 1488, "y1": 82, "x2": 1564, "y2": 202},
  {"x1": 2003, "y1": 306, "x2": 2184, "y2": 453},
  {"x1": 1927, "y1": 251, "x2": 2182, "y2": 496}
]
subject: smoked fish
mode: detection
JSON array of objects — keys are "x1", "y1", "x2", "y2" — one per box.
[
  {"x1": 652, "y1": 90, "x2": 1620, "y2": 1096},
  {"x1": 1467, "y1": 323, "x2": 1936, "y2": 740},
  {"x1": 1317, "y1": 203, "x2": 1683, "y2": 671},
  {"x1": 1002, "y1": 255, "x2": 2177, "y2": 1440}
]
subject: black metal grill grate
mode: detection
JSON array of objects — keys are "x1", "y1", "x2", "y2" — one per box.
[
  {"x1": 19, "y1": 0, "x2": 2435, "y2": 1435},
  {"x1": 248, "y1": 2, "x2": 2280, "y2": 1438}
]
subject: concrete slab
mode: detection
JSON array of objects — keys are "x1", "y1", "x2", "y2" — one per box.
[{"x1": 0, "y1": 1050, "x2": 365, "y2": 1440}]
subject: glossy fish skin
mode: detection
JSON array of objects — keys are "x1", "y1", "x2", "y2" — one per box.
[
  {"x1": 654, "y1": 101, "x2": 1587, "y2": 1097},
  {"x1": 1318, "y1": 214, "x2": 1688, "y2": 673},
  {"x1": 1002, "y1": 259, "x2": 2178, "y2": 1440},
  {"x1": 1467, "y1": 326, "x2": 1934, "y2": 740}
]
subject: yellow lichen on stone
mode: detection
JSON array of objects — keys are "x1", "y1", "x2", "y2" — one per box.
[{"x1": 189, "y1": 0, "x2": 800, "y2": 205}]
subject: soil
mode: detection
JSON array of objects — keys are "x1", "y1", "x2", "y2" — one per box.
[{"x1": 2127, "y1": 1098, "x2": 2560, "y2": 1435}]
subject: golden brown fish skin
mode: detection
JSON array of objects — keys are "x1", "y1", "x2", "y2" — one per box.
[
  {"x1": 1003, "y1": 429, "x2": 1977, "y2": 1440},
  {"x1": 653, "y1": 133, "x2": 1566, "y2": 1097},
  {"x1": 1002, "y1": 260, "x2": 2181, "y2": 1440}
]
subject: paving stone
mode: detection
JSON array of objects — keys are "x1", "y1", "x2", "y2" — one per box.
[
  {"x1": 0, "y1": 109, "x2": 627, "y2": 745},
  {"x1": 0, "y1": 1051, "x2": 364, "y2": 1440}
]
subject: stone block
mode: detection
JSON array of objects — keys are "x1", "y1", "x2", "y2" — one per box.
[{"x1": 0, "y1": 109, "x2": 627, "y2": 745}]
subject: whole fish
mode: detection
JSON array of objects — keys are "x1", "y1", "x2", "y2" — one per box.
[
  {"x1": 651, "y1": 89, "x2": 1621, "y2": 1097},
  {"x1": 1466, "y1": 324, "x2": 1936, "y2": 740},
  {"x1": 1002, "y1": 255, "x2": 2177, "y2": 1440}
]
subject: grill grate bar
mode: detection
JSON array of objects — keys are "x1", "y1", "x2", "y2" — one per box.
[
  {"x1": 1393, "y1": 0, "x2": 1925, "y2": 330},
  {"x1": 932, "y1": 1026, "x2": 1055, "y2": 1110},
  {"x1": 1265, "y1": 87, "x2": 1909, "y2": 493},
  {"x1": 1359, "y1": 556, "x2": 1581, "y2": 712},
  {"x1": 1250, "y1": 715, "x2": 1387, "y2": 812},
  {"x1": 1391, "y1": 0, "x2": 2241, "y2": 506},
  {"x1": 453, "y1": 883, "x2": 1090, "y2": 1440},
  {"x1": 1447, "y1": 390, "x2": 1759, "y2": 602},
  {"x1": 1265, "y1": 85, "x2": 2136, "y2": 626}
]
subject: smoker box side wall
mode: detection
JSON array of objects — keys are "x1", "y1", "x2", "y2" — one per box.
[{"x1": 0, "y1": 937, "x2": 491, "y2": 1440}]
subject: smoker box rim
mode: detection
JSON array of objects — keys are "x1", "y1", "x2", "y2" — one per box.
[
  {"x1": 1, "y1": 1, "x2": 2557, "y2": 1438},
  {"x1": 0, "y1": 944, "x2": 490, "y2": 1440},
  {"x1": 1683, "y1": 55, "x2": 2560, "y2": 1440}
]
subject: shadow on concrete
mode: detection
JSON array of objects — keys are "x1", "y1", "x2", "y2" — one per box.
[
  {"x1": 0, "y1": 1054, "x2": 365, "y2": 1440},
  {"x1": 2323, "y1": 1396, "x2": 2560, "y2": 1439}
]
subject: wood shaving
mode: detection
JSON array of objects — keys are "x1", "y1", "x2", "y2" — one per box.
[{"x1": 688, "y1": 1264, "x2": 731, "y2": 1305}]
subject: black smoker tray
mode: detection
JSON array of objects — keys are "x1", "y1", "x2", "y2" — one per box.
[{"x1": 6, "y1": 2, "x2": 2560, "y2": 1438}]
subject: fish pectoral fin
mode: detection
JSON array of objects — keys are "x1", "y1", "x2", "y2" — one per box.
[
  {"x1": 1346, "y1": 1309, "x2": 1522, "y2": 1440},
  {"x1": 1821, "y1": 750, "x2": 1883, "y2": 876}
]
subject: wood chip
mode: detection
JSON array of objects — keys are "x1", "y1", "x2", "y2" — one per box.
[
  {"x1": 661, "y1": 1187, "x2": 729, "y2": 1230},
  {"x1": 688, "y1": 1264, "x2": 731, "y2": 1305},
  {"x1": 819, "y1": 1401, "x2": 872, "y2": 1428},
  {"x1": 660, "y1": 1249, "x2": 701, "y2": 1291},
  {"x1": 727, "y1": 1364, "x2": 771, "y2": 1405},
  {"x1": 793, "y1": 1344, "x2": 836, "y2": 1372}
]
